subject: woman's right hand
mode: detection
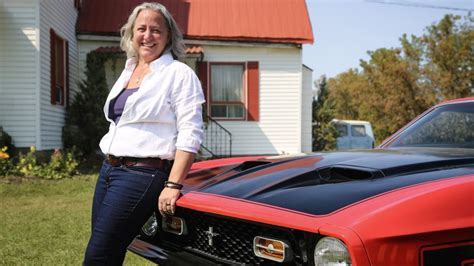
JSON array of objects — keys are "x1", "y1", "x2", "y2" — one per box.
[{"x1": 158, "y1": 187, "x2": 181, "y2": 216}]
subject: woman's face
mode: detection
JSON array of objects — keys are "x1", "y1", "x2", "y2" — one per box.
[{"x1": 132, "y1": 9, "x2": 170, "y2": 63}]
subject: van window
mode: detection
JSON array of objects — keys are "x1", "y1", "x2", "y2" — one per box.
[
  {"x1": 337, "y1": 124, "x2": 348, "y2": 137},
  {"x1": 351, "y1": 125, "x2": 367, "y2": 137}
]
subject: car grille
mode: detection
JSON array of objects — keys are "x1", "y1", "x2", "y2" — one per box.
[{"x1": 163, "y1": 208, "x2": 298, "y2": 265}]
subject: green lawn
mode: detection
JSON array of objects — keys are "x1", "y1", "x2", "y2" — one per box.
[{"x1": 0, "y1": 175, "x2": 155, "y2": 265}]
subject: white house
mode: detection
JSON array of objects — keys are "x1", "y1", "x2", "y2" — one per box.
[
  {"x1": 0, "y1": 0, "x2": 80, "y2": 150},
  {"x1": 0, "y1": 0, "x2": 314, "y2": 156}
]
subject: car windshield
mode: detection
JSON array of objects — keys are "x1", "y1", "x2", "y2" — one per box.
[{"x1": 388, "y1": 101, "x2": 474, "y2": 149}]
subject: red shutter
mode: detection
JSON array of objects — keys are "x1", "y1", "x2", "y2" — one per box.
[
  {"x1": 197, "y1": 61, "x2": 209, "y2": 119},
  {"x1": 65, "y1": 41, "x2": 69, "y2": 107},
  {"x1": 50, "y1": 29, "x2": 57, "y2": 104},
  {"x1": 247, "y1": 61, "x2": 259, "y2": 121},
  {"x1": 196, "y1": 61, "x2": 208, "y2": 101}
]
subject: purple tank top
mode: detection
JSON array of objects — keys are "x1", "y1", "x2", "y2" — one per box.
[{"x1": 108, "y1": 88, "x2": 138, "y2": 123}]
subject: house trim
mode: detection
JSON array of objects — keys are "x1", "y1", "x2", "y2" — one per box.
[
  {"x1": 185, "y1": 39, "x2": 299, "y2": 49},
  {"x1": 76, "y1": 34, "x2": 299, "y2": 49},
  {"x1": 35, "y1": 0, "x2": 41, "y2": 149},
  {"x1": 76, "y1": 34, "x2": 121, "y2": 42},
  {"x1": 297, "y1": 66, "x2": 303, "y2": 154}
]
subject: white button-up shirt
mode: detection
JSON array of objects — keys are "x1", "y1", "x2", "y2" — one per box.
[{"x1": 99, "y1": 53, "x2": 205, "y2": 160}]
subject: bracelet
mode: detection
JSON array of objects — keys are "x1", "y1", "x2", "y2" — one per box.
[
  {"x1": 165, "y1": 184, "x2": 182, "y2": 190},
  {"x1": 164, "y1": 181, "x2": 183, "y2": 190}
]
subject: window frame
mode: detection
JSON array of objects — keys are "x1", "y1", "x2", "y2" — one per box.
[
  {"x1": 208, "y1": 62, "x2": 247, "y2": 121},
  {"x1": 50, "y1": 29, "x2": 68, "y2": 107}
]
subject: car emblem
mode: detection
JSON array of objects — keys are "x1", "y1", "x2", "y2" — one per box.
[{"x1": 203, "y1": 226, "x2": 219, "y2": 246}]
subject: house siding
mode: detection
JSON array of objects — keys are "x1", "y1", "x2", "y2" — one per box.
[
  {"x1": 39, "y1": 0, "x2": 78, "y2": 149},
  {"x1": 302, "y1": 65, "x2": 313, "y2": 153},
  {"x1": 0, "y1": 0, "x2": 39, "y2": 148},
  {"x1": 203, "y1": 45, "x2": 304, "y2": 155}
]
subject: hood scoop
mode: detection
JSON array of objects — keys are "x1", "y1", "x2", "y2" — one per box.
[
  {"x1": 318, "y1": 165, "x2": 385, "y2": 183},
  {"x1": 235, "y1": 160, "x2": 273, "y2": 171}
]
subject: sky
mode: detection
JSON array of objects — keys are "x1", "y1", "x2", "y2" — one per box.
[{"x1": 302, "y1": 0, "x2": 473, "y2": 81}]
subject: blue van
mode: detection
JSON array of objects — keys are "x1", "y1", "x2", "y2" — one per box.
[{"x1": 333, "y1": 119, "x2": 375, "y2": 150}]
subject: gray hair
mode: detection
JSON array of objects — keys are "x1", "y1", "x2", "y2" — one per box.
[{"x1": 120, "y1": 2, "x2": 186, "y2": 61}]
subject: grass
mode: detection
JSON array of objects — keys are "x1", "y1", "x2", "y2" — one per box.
[{"x1": 0, "y1": 175, "x2": 155, "y2": 265}]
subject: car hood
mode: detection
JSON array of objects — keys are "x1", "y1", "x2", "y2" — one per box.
[{"x1": 183, "y1": 148, "x2": 474, "y2": 215}]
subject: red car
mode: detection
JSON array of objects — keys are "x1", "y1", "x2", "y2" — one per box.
[{"x1": 129, "y1": 98, "x2": 474, "y2": 265}]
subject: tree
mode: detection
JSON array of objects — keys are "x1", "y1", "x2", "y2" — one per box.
[
  {"x1": 359, "y1": 47, "x2": 435, "y2": 141},
  {"x1": 420, "y1": 14, "x2": 474, "y2": 99},
  {"x1": 327, "y1": 69, "x2": 366, "y2": 120},
  {"x1": 326, "y1": 14, "x2": 472, "y2": 143},
  {"x1": 63, "y1": 51, "x2": 119, "y2": 157},
  {"x1": 312, "y1": 76, "x2": 337, "y2": 151}
]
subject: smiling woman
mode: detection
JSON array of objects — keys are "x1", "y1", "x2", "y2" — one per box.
[
  {"x1": 132, "y1": 10, "x2": 169, "y2": 64},
  {"x1": 82, "y1": 2, "x2": 205, "y2": 265}
]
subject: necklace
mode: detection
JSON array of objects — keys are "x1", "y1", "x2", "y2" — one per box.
[{"x1": 133, "y1": 64, "x2": 149, "y2": 86}]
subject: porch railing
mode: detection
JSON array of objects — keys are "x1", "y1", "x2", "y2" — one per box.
[{"x1": 200, "y1": 116, "x2": 232, "y2": 158}]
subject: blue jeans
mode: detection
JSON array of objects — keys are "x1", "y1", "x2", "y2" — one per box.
[{"x1": 83, "y1": 161, "x2": 168, "y2": 265}]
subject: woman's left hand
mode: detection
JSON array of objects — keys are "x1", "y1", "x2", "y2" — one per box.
[{"x1": 158, "y1": 187, "x2": 181, "y2": 216}]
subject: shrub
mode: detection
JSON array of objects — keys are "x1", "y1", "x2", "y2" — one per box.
[
  {"x1": 40, "y1": 149, "x2": 79, "y2": 179},
  {"x1": 63, "y1": 50, "x2": 122, "y2": 158},
  {"x1": 15, "y1": 147, "x2": 79, "y2": 179}
]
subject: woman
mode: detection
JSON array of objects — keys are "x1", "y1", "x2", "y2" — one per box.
[{"x1": 83, "y1": 2, "x2": 204, "y2": 265}]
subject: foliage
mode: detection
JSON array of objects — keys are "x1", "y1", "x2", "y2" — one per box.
[
  {"x1": 15, "y1": 146, "x2": 41, "y2": 177},
  {"x1": 38, "y1": 149, "x2": 79, "y2": 179},
  {"x1": 5, "y1": 146, "x2": 78, "y2": 179},
  {"x1": 63, "y1": 50, "x2": 122, "y2": 157},
  {"x1": 312, "y1": 76, "x2": 337, "y2": 151},
  {"x1": 358, "y1": 47, "x2": 435, "y2": 141},
  {"x1": 0, "y1": 127, "x2": 15, "y2": 157},
  {"x1": 0, "y1": 175, "x2": 154, "y2": 265},
  {"x1": 327, "y1": 14, "x2": 473, "y2": 143},
  {"x1": 421, "y1": 14, "x2": 474, "y2": 99},
  {"x1": 0, "y1": 147, "x2": 15, "y2": 176},
  {"x1": 327, "y1": 69, "x2": 366, "y2": 120}
]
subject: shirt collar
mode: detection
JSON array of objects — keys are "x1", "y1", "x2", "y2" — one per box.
[{"x1": 124, "y1": 51, "x2": 174, "y2": 72}]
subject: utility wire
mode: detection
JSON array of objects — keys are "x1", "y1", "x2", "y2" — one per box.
[{"x1": 366, "y1": 0, "x2": 474, "y2": 12}]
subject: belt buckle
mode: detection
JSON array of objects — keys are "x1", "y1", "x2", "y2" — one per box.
[
  {"x1": 124, "y1": 158, "x2": 137, "y2": 167},
  {"x1": 107, "y1": 155, "x2": 121, "y2": 167}
]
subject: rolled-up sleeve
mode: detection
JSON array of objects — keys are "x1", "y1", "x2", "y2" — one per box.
[{"x1": 171, "y1": 68, "x2": 205, "y2": 153}]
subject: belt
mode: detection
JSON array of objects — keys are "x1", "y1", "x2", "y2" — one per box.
[{"x1": 106, "y1": 154, "x2": 171, "y2": 171}]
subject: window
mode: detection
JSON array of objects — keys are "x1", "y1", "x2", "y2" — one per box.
[
  {"x1": 210, "y1": 64, "x2": 245, "y2": 119},
  {"x1": 396, "y1": 108, "x2": 474, "y2": 147},
  {"x1": 337, "y1": 124, "x2": 348, "y2": 137},
  {"x1": 50, "y1": 29, "x2": 68, "y2": 106},
  {"x1": 197, "y1": 61, "x2": 259, "y2": 121},
  {"x1": 351, "y1": 125, "x2": 367, "y2": 137}
]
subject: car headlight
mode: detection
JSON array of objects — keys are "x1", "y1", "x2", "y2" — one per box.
[
  {"x1": 313, "y1": 237, "x2": 352, "y2": 266},
  {"x1": 141, "y1": 212, "x2": 158, "y2": 237}
]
